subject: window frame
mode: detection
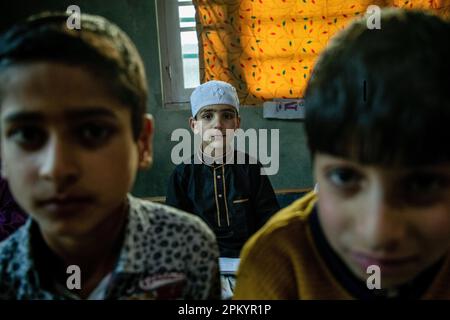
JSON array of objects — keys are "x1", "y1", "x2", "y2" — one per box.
[{"x1": 156, "y1": 0, "x2": 199, "y2": 109}]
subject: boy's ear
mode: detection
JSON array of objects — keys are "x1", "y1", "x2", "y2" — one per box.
[
  {"x1": 189, "y1": 117, "x2": 199, "y2": 134},
  {"x1": 236, "y1": 115, "x2": 241, "y2": 129},
  {"x1": 137, "y1": 114, "x2": 154, "y2": 170}
]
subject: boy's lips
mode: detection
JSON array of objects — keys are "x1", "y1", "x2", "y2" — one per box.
[
  {"x1": 36, "y1": 195, "x2": 95, "y2": 214},
  {"x1": 350, "y1": 251, "x2": 419, "y2": 275}
]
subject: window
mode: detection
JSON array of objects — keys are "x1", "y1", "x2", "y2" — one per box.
[
  {"x1": 157, "y1": 0, "x2": 450, "y2": 108},
  {"x1": 156, "y1": 0, "x2": 201, "y2": 108}
]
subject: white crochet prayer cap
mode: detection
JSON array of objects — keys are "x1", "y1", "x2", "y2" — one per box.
[{"x1": 190, "y1": 80, "x2": 240, "y2": 117}]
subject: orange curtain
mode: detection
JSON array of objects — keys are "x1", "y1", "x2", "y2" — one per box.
[{"x1": 193, "y1": 0, "x2": 450, "y2": 105}]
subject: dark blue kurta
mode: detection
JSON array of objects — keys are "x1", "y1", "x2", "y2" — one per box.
[{"x1": 166, "y1": 151, "x2": 280, "y2": 258}]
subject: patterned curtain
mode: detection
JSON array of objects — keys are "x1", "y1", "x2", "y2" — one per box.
[{"x1": 193, "y1": 0, "x2": 450, "y2": 105}]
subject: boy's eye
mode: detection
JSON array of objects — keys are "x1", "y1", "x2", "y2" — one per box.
[
  {"x1": 223, "y1": 112, "x2": 236, "y2": 120},
  {"x1": 326, "y1": 167, "x2": 362, "y2": 190},
  {"x1": 7, "y1": 126, "x2": 47, "y2": 150},
  {"x1": 401, "y1": 173, "x2": 448, "y2": 205},
  {"x1": 201, "y1": 113, "x2": 213, "y2": 120},
  {"x1": 76, "y1": 123, "x2": 115, "y2": 147}
]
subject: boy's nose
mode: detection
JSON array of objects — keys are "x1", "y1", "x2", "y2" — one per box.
[
  {"x1": 213, "y1": 115, "x2": 225, "y2": 130},
  {"x1": 39, "y1": 136, "x2": 80, "y2": 190},
  {"x1": 359, "y1": 188, "x2": 407, "y2": 252}
]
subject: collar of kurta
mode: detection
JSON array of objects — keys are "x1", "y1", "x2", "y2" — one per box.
[{"x1": 196, "y1": 145, "x2": 235, "y2": 167}]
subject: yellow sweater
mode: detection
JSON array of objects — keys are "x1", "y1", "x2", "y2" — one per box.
[{"x1": 234, "y1": 192, "x2": 450, "y2": 299}]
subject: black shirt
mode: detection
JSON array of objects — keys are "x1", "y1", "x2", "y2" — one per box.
[{"x1": 166, "y1": 151, "x2": 280, "y2": 257}]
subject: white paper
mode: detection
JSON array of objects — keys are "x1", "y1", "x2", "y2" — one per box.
[
  {"x1": 263, "y1": 98, "x2": 305, "y2": 119},
  {"x1": 219, "y1": 257, "x2": 240, "y2": 274}
]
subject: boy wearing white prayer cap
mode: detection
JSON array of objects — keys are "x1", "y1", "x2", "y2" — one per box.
[{"x1": 166, "y1": 80, "x2": 279, "y2": 299}]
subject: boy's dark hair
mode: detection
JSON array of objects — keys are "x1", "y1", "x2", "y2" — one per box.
[
  {"x1": 0, "y1": 12, "x2": 147, "y2": 140},
  {"x1": 305, "y1": 9, "x2": 450, "y2": 166}
]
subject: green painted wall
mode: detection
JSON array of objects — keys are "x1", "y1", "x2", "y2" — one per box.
[{"x1": 0, "y1": 0, "x2": 313, "y2": 197}]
